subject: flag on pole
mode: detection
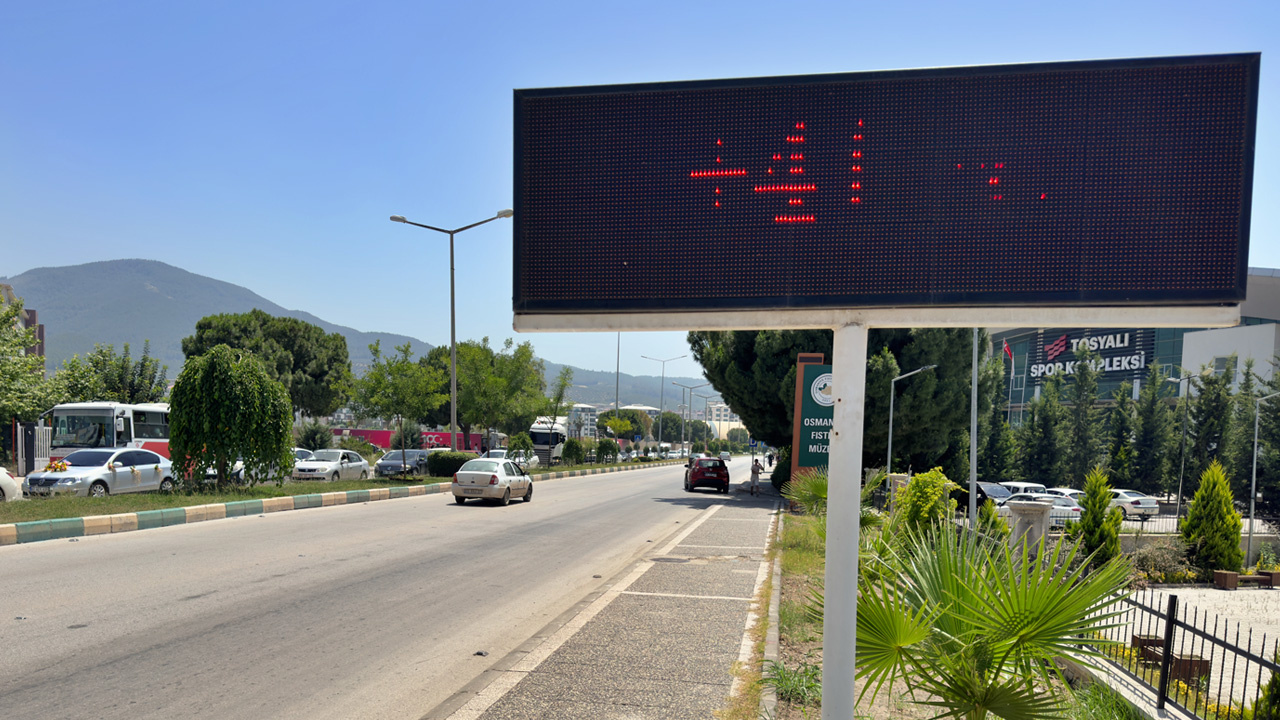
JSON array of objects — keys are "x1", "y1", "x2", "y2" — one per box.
[{"x1": 1003, "y1": 339, "x2": 1013, "y2": 360}]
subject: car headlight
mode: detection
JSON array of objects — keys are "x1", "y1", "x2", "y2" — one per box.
[{"x1": 57, "y1": 477, "x2": 85, "y2": 485}]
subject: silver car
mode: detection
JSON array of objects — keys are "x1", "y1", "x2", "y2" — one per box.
[
  {"x1": 452, "y1": 459, "x2": 533, "y2": 506},
  {"x1": 292, "y1": 449, "x2": 369, "y2": 481},
  {"x1": 1, "y1": 465, "x2": 22, "y2": 501},
  {"x1": 23, "y1": 448, "x2": 174, "y2": 497},
  {"x1": 998, "y1": 493, "x2": 1082, "y2": 529},
  {"x1": 1111, "y1": 489, "x2": 1159, "y2": 519}
]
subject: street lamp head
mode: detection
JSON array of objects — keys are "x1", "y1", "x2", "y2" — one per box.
[
  {"x1": 390, "y1": 215, "x2": 407, "y2": 223},
  {"x1": 496, "y1": 209, "x2": 514, "y2": 219}
]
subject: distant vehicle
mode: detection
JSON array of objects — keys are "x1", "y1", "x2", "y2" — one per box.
[
  {"x1": 45, "y1": 401, "x2": 171, "y2": 462},
  {"x1": 375, "y1": 449, "x2": 430, "y2": 477},
  {"x1": 452, "y1": 458, "x2": 533, "y2": 505},
  {"x1": 952, "y1": 481, "x2": 1006, "y2": 510},
  {"x1": 1111, "y1": 489, "x2": 1159, "y2": 519},
  {"x1": 24, "y1": 448, "x2": 173, "y2": 497},
  {"x1": 292, "y1": 449, "x2": 369, "y2": 481},
  {"x1": 530, "y1": 416, "x2": 568, "y2": 465},
  {"x1": 719, "y1": 451, "x2": 732, "y2": 463},
  {"x1": 998, "y1": 492, "x2": 1081, "y2": 528},
  {"x1": 1000, "y1": 481, "x2": 1047, "y2": 495},
  {"x1": 685, "y1": 457, "x2": 730, "y2": 494},
  {"x1": 0, "y1": 466, "x2": 21, "y2": 501},
  {"x1": 508, "y1": 450, "x2": 539, "y2": 468},
  {"x1": 980, "y1": 482, "x2": 1013, "y2": 505},
  {"x1": 1045, "y1": 487, "x2": 1085, "y2": 503},
  {"x1": 480, "y1": 449, "x2": 509, "y2": 460},
  {"x1": 293, "y1": 448, "x2": 314, "y2": 461}
]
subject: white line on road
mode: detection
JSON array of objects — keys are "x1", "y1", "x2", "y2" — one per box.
[{"x1": 621, "y1": 591, "x2": 752, "y2": 601}]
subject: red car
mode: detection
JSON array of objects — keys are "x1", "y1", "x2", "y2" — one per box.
[{"x1": 684, "y1": 457, "x2": 729, "y2": 494}]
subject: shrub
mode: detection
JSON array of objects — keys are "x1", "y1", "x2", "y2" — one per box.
[
  {"x1": 783, "y1": 466, "x2": 828, "y2": 516},
  {"x1": 298, "y1": 420, "x2": 332, "y2": 451},
  {"x1": 508, "y1": 432, "x2": 533, "y2": 456},
  {"x1": 894, "y1": 467, "x2": 958, "y2": 533},
  {"x1": 1259, "y1": 542, "x2": 1280, "y2": 572},
  {"x1": 978, "y1": 498, "x2": 1010, "y2": 541},
  {"x1": 1072, "y1": 466, "x2": 1123, "y2": 569},
  {"x1": 336, "y1": 436, "x2": 379, "y2": 462},
  {"x1": 771, "y1": 445, "x2": 792, "y2": 491},
  {"x1": 761, "y1": 658, "x2": 822, "y2": 705},
  {"x1": 427, "y1": 451, "x2": 476, "y2": 477},
  {"x1": 1254, "y1": 651, "x2": 1280, "y2": 720},
  {"x1": 596, "y1": 438, "x2": 619, "y2": 462},
  {"x1": 1131, "y1": 536, "x2": 1191, "y2": 583},
  {"x1": 1181, "y1": 460, "x2": 1244, "y2": 579},
  {"x1": 390, "y1": 422, "x2": 422, "y2": 451},
  {"x1": 691, "y1": 442, "x2": 705, "y2": 454},
  {"x1": 562, "y1": 438, "x2": 585, "y2": 465}
]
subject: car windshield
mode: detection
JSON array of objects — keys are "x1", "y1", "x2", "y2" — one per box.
[
  {"x1": 981, "y1": 484, "x2": 1012, "y2": 498},
  {"x1": 380, "y1": 451, "x2": 412, "y2": 462},
  {"x1": 311, "y1": 450, "x2": 342, "y2": 462},
  {"x1": 487, "y1": 450, "x2": 507, "y2": 458},
  {"x1": 63, "y1": 449, "x2": 116, "y2": 467},
  {"x1": 51, "y1": 411, "x2": 115, "y2": 449},
  {"x1": 460, "y1": 460, "x2": 500, "y2": 472}
]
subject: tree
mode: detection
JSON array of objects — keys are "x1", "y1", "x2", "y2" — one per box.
[
  {"x1": 450, "y1": 338, "x2": 546, "y2": 446},
  {"x1": 1258, "y1": 355, "x2": 1280, "y2": 514},
  {"x1": 1224, "y1": 358, "x2": 1259, "y2": 501},
  {"x1": 509, "y1": 432, "x2": 534, "y2": 457},
  {"x1": 1016, "y1": 374, "x2": 1069, "y2": 488},
  {"x1": 82, "y1": 342, "x2": 169, "y2": 403},
  {"x1": 1189, "y1": 363, "x2": 1234, "y2": 490},
  {"x1": 562, "y1": 438, "x2": 585, "y2": 465},
  {"x1": 0, "y1": 296, "x2": 51, "y2": 424},
  {"x1": 1106, "y1": 383, "x2": 1137, "y2": 490},
  {"x1": 298, "y1": 420, "x2": 332, "y2": 450},
  {"x1": 1064, "y1": 346, "x2": 1103, "y2": 485},
  {"x1": 1071, "y1": 467, "x2": 1123, "y2": 570},
  {"x1": 597, "y1": 438, "x2": 619, "y2": 462},
  {"x1": 350, "y1": 342, "x2": 447, "y2": 451},
  {"x1": 1180, "y1": 460, "x2": 1244, "y2": 579},
  {"x1": 657, "y1": 411, "x2": 683, "y2": 443},
  {"x1": 390, "y1": 421, "x2": 423, "y2": 451},
  {"x1": 727, "y1": 427, "x2": 749, "y2": 444},
  {"x1": 44, "y1": 354, "x2": 105, "y2": 405},
  {"x1": 687, "y1": 419, "x2": 713, "y2": 442},
  {"x1": 978, "y1": 357, "x2": 1016, "y2": 485},
  {"x1": 1132, "y1": 364, "x2": 1176, "y2": 496},
  {"x1": 169, "y1": 345, "x2": 294, "y2": 488},
  {"x1": 598, "y1": 409, "x2": 651, "y2": 440},
  {"x1": 543, "y1": 366, "x2": 573, "y2": 426},
  {"x1": 894, "y1": 467, "x2": 958, "y2": 533},
  {"x1": 183, "y1": 309, "x2": 352, "y2": 417}
]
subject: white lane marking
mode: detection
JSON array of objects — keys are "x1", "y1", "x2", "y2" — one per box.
[
  {"x1": 621, "y1": 591, "x2": 752, "y2": 601},
  {"x1": 729, "y1": 502, "x2": 782, "y2": 697},
  {"x1": 446, "y1": 502, "x2": 725, "y2": 720}
]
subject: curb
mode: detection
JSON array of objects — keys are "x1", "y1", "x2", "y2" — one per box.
[
  {"x1": 760, "y1": 512, "x2": 784, "y2": 718},
  {"x1": 0, "y1": 458, "x2": 689, "y2": 547}
]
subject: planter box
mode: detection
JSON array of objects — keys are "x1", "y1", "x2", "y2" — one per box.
[
  {"x1": 1146, "y1": 647, "x2": 1212, "y2": 683},
  {"x1": 1132, "y1": 634, "x2": 1164, "y2": 662}
]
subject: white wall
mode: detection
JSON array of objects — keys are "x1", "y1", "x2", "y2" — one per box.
[{"x1": 1181, "y1": 324, "x2": 1280, "y2": 389}]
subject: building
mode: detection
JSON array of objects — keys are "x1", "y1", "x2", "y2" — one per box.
[
  {"x1": 991, "y1": 267, "x2": 1280, "y2": 421},
  {"x1": 1, "y1": 284, "x2": 45, "y2": 375},
  {"x1": 568, "y1": 402, "x2": 599, "y2": 439},
  {"x1": 620, "y1": 404, "x2": 660, "y2": 420},
  {"x1": 705, "y1": 400, "x2": 746, "y2": 439}
]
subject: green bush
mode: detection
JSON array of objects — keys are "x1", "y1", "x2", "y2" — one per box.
[
  {"x1": 336, "y1": 436, "x2": 379, "y2": 462},
  {"x1": 509, "y1": 432, "x2": 533, "y2": 456},
  {"x1": 1072, "y1": 466, "x2": 1123, "y2": 569},
  {"x1": 978, "y1": 498, "x2": 1010, "y2": 541},
  {"x1": 1181, "y1": 460, "x2": 1244, "y2": 579},
  {"x1": 1255, "y1": 651, "x2": 1280, "y2": 720},
  {"x1": 894, "y1": 467, "x2": 958, "y2": 533},
  {"x1": 390, "y1": 422, "x2": 422, "y2": 451},
  {"x1": 637, "y1": 455, "x2": 653, "y2": 463},
  {"x1": 562, "y1": 438, "x2": 585, "y2": 465},
  {"x1": 427, "y1": 451, "x2": 477, "y2": 477},
  {"x1": 691, "y1": 442, "x2": 705, "y2": 454},
  {"x1": 298, "y1": 420, "x2": 332, "y2": 450},
  {"x1": 782, "y1": 466, "x2": 828, "y2": 516},
  {"x1": 596, "y1": 438, "x2": 619, "y2": 462},
  {"x1": 771, "y1": 445, "x2": 792, "y2": 491},
  {"x1": 1131, "y1": 536, "x2": 1191, "y2": 583}
]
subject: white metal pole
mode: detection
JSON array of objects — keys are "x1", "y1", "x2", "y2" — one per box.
[
  {"x1": 1250, "y1": 391, "x2": 1280, "y2": 564},
  {"x1": 449, "y1": 230, "x2": 458, "y2": 452},
  {"x1": 822, "y1": 322, "x2": 868, "y2": 720},
  {"x1": 970, "y1": 328, "x2": 979, "y2": 526},
  {"x1": 1007, "y1": 345, "x2": 1015, "y2": 426},
  {"x1": 887, "y1": 385, "x2": 895, "y2": 475}
]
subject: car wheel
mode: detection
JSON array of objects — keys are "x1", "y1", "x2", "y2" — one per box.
[
  {"x1": 360, "y1": 471, "x2": 368, "y2": 480},
  {"x1": 89, "y1": 481, "x2": 109, "y2": 498},
  {"x1": 455, "y1": 496, "x2": 466, "y2": 505},
  {"x1": 331, "y1": 472, "x2": 340, "y2": 482},
  {"x1": 721, "y1": 484, "x2": 729, "y2": 494},
  {"x1": 524, "y1": 483, "x2": 533, "y2": 503},
  {"x1": 499, "y1": 488, "x2": 511, "y2": 506},
  {"x1": 159, "y1": 478, "x2": 174, "y2": 493}
]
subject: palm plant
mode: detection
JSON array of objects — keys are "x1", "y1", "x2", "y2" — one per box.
[
  {"x1": 816, "y1": 525, "x2": 1131, "y2": 719},
  {"x1": 782, "y1": 465, "x2": 883, "y2": 532}
]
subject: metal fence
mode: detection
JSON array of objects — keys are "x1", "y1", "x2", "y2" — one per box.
[{"x1": 1092, "y1": 589, "x2": 1280, "y2": 719}]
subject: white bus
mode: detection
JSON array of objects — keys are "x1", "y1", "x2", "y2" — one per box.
[
  {"x1": 529, "y1": 416, "x2": 568, "y2": 465},
  {"x1": 46, "y1": 402, "x2": 171, "y2": 461}
]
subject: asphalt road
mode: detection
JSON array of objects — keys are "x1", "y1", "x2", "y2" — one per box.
[{"x1": 0, "y1": 463, "x2": 731, "y2": 720}]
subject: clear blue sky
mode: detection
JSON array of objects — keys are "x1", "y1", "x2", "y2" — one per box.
[{"x1": 2, "y1": 0, "x2": 1276, "y2": 380}]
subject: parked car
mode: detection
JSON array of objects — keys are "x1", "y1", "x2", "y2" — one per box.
[
  {"x1": 375, "y1": 449, "x2": 430, "y2": 477},
  {"x1": 23, "y1": 448, "x2": 174, "y2": 497},
  {"x1": 205, "y1": 458, "x2": 247, "y2": 484},
  {"x1": 292, "y1": 449, "x2": 369, "y2": 481},
  {"x1": 719, "y1": 451, "x2": 732, "y2": 463},
  {"x1": 1000, "y1": 481, "x2": 1048, "y2": 495},
  {"x1": 997, "y1": 492, "x2": 1081, "y2": 528},
  {"x1": 1045, "y1": 487, "x2": 1085, "y2": 503},
  {"x1": 1, "y1": 466, "x2": 22, "y2": 501},
  {"x1": 293, "y1": 447, "x2": 314, "y2": 461},
  {"x1": 1111, "y1": 489, "x2": 1159, "y2": 519},
  {"x1": 452, "y1": 458, "x2": 533, "y2": 505},
  {"x1": 508, "y1": 450, "x2": 539, "y2": 468},
  {"x1": 952, "y1": 481, "x2": 1009, "y2": 511},
  {"x1": 980, "y1": 482, "x2": 1014, "y2": 506},
  {"x1": 685, "y1": 457, "x2": 730, "y2": 494}
]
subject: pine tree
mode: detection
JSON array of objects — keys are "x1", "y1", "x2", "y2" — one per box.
[
  {"x1": 1254, "y1": 651, "x2": 1280, "y2": 720},
  {"x1": 1180, "y1": 460, "x2": 1244, "y2": 579},
  {"x1": 1065, "y1": 346, "x2": 1104, "y2": 487},
  {"x1": 1016, "y1": 374, "x2": 1068, "y2": 488},
  {"x1": 1189, "y1": 364, "x2": 1234, "y2": 493},
  {"x1": 1224, "y1": 358, "x2": 1258, "y2": 502},
  {"x1": 1072, "y1": 467, "x2": 1122, "y2": 570},
  {"x1": 979, "y1": 395, "x2": 1017, "y2": 485},
  {"x1": 1107, "y1": 382, "x2": 1137, "y2": 489},
  {"x1": 1132, "y1": 364, "x2": 1175, "y2": 497}
]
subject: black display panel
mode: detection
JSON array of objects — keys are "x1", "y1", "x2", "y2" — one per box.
[{"x1": 514, "y1": 54, "x2": 1258, "y2": 314}]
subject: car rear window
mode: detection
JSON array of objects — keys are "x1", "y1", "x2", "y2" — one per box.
[
  {"x1": 460, "y1": 460, "x2": 500, "y2": 472},
  {"x1": 697, "y1": 459, "x2": 725, "y2": 469}
]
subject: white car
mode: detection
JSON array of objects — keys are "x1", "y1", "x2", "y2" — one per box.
[
  {"x1": 292, "y1": 449, "x2": 369, "y2": 481},
  {"x1": 508, "y1": 450, "x2": 539, "y2": 468},
  {"x1": 1045, "y1": 487, "x2": 1085, "y2": 503},
  {"x1": 1, "y1": 466, "x2": 22, "y2": 501},
  {"x1": 1000, "y1": 481, "x2": 1048, "y2": 495},
  {"x1": 1111, "y1": 489, "x2": 1159, "y2": 519},
  {"x1": 998, "y1": 493, "x2": 1082, "y2": 529},
  {"x1": 452, "y1": 458, "x2": 533, "y2": 505},
  {"x1": 23, "y1": 448, "x2": 174, "y2": 497},
  {"x1": 719, "y1": 451, "x2": 732, "y2": 463}
]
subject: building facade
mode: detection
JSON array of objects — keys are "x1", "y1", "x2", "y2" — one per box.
[{"x1": 1, "y1": 283, "x2": 45, "y2": 374}]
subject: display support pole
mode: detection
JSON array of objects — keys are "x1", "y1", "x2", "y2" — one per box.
[
  {"x1": 822, "y1": 322, "x2": 868, "y2": 720},
  {"x1": 970, "y1": 328, "x2": 979, "y2": 526}
]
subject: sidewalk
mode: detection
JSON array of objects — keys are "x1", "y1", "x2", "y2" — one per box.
[{"x1": 431, "y1": 483, "x2": 779, "y2": 719}]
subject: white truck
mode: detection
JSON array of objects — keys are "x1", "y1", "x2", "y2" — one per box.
[{"x1": 529, "y1": 416, "x2": 568, "y2": 465}]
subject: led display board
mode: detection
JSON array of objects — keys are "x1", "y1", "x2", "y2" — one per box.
[{"x1": 513, "y1": 54, "x2": 1258, "y2": 315}]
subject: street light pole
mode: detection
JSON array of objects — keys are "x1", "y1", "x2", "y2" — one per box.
[
  {"x1": 673, "y1": 381, "x2": 710, "y2": 455},
  {"x1": 390, "y1": 210, "x2": 513, "y2": 451},
  {"x1": 695, "y1": 393, "x2": 715, "y2": 448},
  {"x1": 1250, "y1": 391, "x2": 1280, "y2": 564},
  {"x1": 887, "y1": 365, "x2": 937, "y2": 476},
  {"x1": 642, "y1": 354, "x2": 685, "y2": 446},
  {"x1": 1167, "y1": 374, "x2": 1192, "y2": 517}
]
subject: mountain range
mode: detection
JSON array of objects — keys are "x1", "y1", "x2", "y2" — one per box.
[{"x1": 1, "y1": 259, "x2": 717, "y2": 411}]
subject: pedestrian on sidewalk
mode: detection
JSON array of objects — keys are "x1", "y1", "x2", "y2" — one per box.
[{"x1": 750, "y1": 458, "x2": 763, "y2": 496}]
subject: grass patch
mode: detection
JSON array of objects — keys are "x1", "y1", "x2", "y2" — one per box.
[{"x1": 0, "y1": 478, "x2": 448, "y2": 524}]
